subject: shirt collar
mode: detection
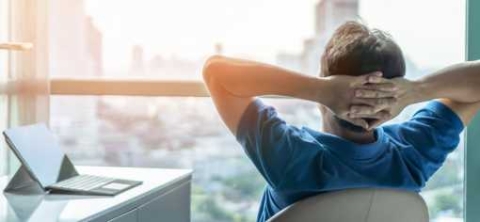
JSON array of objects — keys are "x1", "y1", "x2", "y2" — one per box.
[{"x1": 303, "y1": 127, "x2": 387, "y2": 161}]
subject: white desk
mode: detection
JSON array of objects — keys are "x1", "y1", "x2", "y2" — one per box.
[{"x1": 0, "y1": 166, "x2": 192, "y2": 222}]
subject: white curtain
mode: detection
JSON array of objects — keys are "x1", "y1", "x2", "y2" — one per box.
[
  {"x1": 0, "y1": 0, "x2": 50, "y2": 175},
  {"x1": 0, "y1": 0, "x2": 11, "y2": 176}
]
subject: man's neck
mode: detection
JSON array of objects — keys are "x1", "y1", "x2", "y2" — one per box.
[{"x1": 322, "y1": 120, "x2": 376, "y2": 144}]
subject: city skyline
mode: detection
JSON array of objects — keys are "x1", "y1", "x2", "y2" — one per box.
[{"x1": 85, "y1": 0, "x2": 465, "y2": 74}]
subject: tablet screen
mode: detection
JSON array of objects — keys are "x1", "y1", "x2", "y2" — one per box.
[{"x1": 4, "y1": 124, "x2": 79, "y2": 187}]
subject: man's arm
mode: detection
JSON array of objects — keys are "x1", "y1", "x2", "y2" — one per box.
[
  {"x1": 352, "y1": 60, "x2": 480, "y2": 126},
  {"x1": 202, "y1": 55, "x2": 396, "y2": 134},
  {"x1": 436, "y1": 99, "x2": 480, "y2": 125},
  {"x1": 415, "y1": 61, "x2": 480, "y2": 125}
]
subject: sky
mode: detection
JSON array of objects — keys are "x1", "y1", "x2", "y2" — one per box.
[{"x1": 85, "y1": 0, "x2": 465, "y2": 71}]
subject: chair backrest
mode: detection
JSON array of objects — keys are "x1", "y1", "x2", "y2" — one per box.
[{"x1": 267, "y1": 189, "x2": 428, "y2": 222}]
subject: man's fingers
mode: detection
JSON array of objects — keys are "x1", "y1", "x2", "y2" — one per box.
[
  {"x1": 359, "y1": 83, "x2": 397, "y2": 92},
  {"x1": 353, "y1": 71, "x2": 383, "y2": 86},
  {"x1": 355, "y1": 89, "x2": 396, "y2": 98},
  {"x1": 349, "y1": 110, "x2": 391, "y2": 119},
  {"x1": 350, "y1": 105, "x2": 392, "y2": 116},
  {"x1": 366, "y1": 75, "x2": 390, "y2": 84},
  {"x1": 350, "y1": 105, "x2": 375, "y2": 115},
  {"x1": 353, "y1": 98, "x2": 397, "y2": 111}
]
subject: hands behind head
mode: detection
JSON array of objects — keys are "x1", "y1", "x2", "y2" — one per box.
[{"x1": 323, "y1": 72, "x2": 414, "y2": 130}]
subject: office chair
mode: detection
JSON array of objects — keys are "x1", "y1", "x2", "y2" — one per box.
[{"x1": 268, "y1": 189, "x2": 428, "y2": 222}]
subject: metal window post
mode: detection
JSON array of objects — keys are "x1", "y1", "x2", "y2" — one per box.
[{"x1": 465, "y1": 0, "x2": 480, "y2": 221}]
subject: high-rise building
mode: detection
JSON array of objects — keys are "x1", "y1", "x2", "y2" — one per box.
[
  {"x1": 315, "y1": 0, "x2": 359, "y2": 37},
  {"x1": 305, "y1": 0, "x2": 359, "y2": 75},
  {"x1": 276, "y1": 0, "x2": 359, "y2": 75},
  {"x1": 148, "y1": 54, "x2": 163, "y2": 75},
  {"x1": 50, "y1": 0, "x2": 89, "y2": 78},
  {"x1": 49, "y1": 0, "x2": 100, "y2": 158},
  {"x1": 215, "y1": 43, "x2": 223, "y2": 55},
  {"x1": 86, "y1": 16, "x2": 103, "y2": 77},
  {"x1": 277, "y1": 0, "x2": 421, "y2": 77},
  {"x1": 130, "y1": 45, "x2": 145, "y2": 75}
]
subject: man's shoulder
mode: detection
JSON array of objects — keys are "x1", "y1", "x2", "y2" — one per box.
[
  {"x1": 381, "y1": 100, "x2": 464, "y2": 152},
  {"x1": 385, "y1": 100, "x2": 463, "y2": 133}
]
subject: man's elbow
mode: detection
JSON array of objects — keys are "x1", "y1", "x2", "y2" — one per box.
[{"x1": 202, "y1": 55, "x2": 226, "y2": 84}]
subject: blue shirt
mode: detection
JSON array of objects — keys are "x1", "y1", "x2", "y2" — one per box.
[{"x1": 236, "y1": 99, "x2": 464, "y2": 222}]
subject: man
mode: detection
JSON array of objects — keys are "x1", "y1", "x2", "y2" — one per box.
[{"x1": 202, "y1": 21, "x2": 480, "y2": 222}]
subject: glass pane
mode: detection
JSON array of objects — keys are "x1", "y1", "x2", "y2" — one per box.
[
  {"x1": 360, "y1": 1, "x2": 466, "y2": 221},
  {"x1": 50, "y1": 0, "x2": 466, "y2": 79},
  {"x1": 50, "y1": 0, "x2": 466, "y2": 221},
  {"x1": 50, "y1": 96, "x2": 319, "y2": 221},
  {"x1": 51, "y1": 0, "x2": 319, "y2": 79}
]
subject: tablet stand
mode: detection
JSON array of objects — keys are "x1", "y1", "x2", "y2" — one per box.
[{"x1": 4, "y1": 165, "x2": 44, "y2": 194}]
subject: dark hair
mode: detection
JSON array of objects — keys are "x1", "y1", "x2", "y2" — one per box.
[{"x1": 321, "y1": 21, "x2": 406, "y2": 132}]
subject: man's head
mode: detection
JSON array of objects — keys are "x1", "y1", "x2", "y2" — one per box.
[{"x1": 320, "y1": 21, "x2": 406, "y2": 133}]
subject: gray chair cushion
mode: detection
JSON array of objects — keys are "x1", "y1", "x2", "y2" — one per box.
[{"x1": 268, "y1": 189, "x2": 428, "y2": 222}]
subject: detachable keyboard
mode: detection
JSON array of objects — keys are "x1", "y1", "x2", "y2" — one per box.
[{"x1": 49, "y1": 174, "x2": 115, "y2": 192}]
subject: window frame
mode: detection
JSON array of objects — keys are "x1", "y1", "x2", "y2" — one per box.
[
  {"x1": 465, "y1": 0, "x2": 480, "y2": 221},
  {"x1": 50, "y1": 78, "x2": 208, "y2": 97}
]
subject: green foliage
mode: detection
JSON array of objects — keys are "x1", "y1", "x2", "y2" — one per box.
[
  {"x1": 430, "y1": 192, "x2": 462, "y2": 219},
  {"x1": 425, "y1": 160, "x2": 461, "y2": 190},
  {"x1": 191, "y1": 174, "x2": 261, "y2": 222},
  {"x1": 222, "y1": 170, "x2": 265, "y2": 202}
]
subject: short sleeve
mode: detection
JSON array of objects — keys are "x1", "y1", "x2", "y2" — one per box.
[
  {"x1": 385, "y1": 101, "x2": 464, "y2": 179},
  {"x1": 236, "y1": 99, "x2": 300, "y2": 189}
]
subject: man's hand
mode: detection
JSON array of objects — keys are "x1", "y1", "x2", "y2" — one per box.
[
  {"x1": 350, "y1": 76, "x2": 416, "y2": 129},
  {"x1": 321, "y1": 72, "x2": 399, "y2": 129}
]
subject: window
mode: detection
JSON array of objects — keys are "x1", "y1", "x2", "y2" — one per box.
[
  {"x1": 362, "y1": 1, "x2": 466, "y2": 220},
  {"x1": 49, "y1": 0, "x2": 466, "y2": 221},
  {"x1": 50, "y1": 96, "x2": 318, "y2": 221}
]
